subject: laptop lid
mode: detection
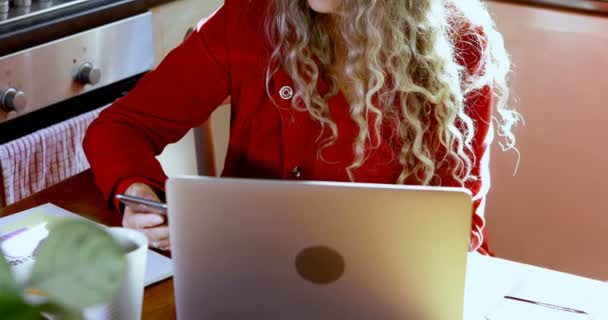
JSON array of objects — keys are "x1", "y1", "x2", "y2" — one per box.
[{"x1": 167, "y1": 176, "x2": 472, "y2": 320}]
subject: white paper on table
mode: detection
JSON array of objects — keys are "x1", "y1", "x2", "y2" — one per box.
[
  {"x1": 0, "y1": 203, "x2": 173, "y2": 287},
  {"x1": 465, "y1": 254, "x2": 608, "y2": 320},
  {"x1": 484, "y1": 276, "x2": 602, "y2": 320}
]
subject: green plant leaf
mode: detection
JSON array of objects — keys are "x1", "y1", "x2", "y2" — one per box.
[
  {"x1": 0, "y1": 250, "x2": 18, "y2": 294},
  {"x1": 0, "y1": 294, "x2": 42, "y2": 320},
  {"x1": 28, "y1": 220, "x2": 126, "y2": 311}
]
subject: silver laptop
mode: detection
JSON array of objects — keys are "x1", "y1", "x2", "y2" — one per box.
[{"x1": 167, "y1": 176, "x2": 472, "y2": 320}]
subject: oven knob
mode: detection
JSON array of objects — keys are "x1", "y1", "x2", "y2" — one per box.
[
  {"x1": 76, "y1": 63, "x2": 102, "y2": 86},
  {"x1": 1, "y1": 88, "x2": 27, "y2": 113}
]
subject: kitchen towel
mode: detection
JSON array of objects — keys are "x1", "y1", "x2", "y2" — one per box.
[{"x1": 0, "y1": 107, "x2": 105, "y2": 206}]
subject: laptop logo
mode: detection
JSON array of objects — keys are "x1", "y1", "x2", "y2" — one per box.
[{"x1": 295, "y1": 246, "x2": 345, "y2": 284}]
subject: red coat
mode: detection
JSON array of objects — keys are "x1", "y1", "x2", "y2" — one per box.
[{"x1": 84, "y1": 0, "x2": 494, "y2": 254}]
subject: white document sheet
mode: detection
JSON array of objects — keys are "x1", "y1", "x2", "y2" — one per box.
[{"x1": 0, "y1": 203, "x2": 173, "y2": 287}]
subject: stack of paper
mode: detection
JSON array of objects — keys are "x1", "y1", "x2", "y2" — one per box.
[{"x1": 0, "y1": 203, "x2": 173, "y2": 287}]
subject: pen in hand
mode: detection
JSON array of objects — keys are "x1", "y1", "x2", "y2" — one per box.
[
  {"x1": 116, "y1": 193, "x2": 167, "y2": 215},
  {"x1": 118, "y1": 183, "x2": 171, "y2": 251}
]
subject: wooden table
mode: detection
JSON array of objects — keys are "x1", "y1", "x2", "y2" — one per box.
[
  {"x1": 4, "y1": 170, "x2": 608, "y2": 319},
  {"x1": 0, "y1": 170, "x2": 177, "y2": 319}
]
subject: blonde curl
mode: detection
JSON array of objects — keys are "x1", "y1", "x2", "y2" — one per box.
[{"x1": 266, "y1": 0, "x2": 521, "y2": 186}]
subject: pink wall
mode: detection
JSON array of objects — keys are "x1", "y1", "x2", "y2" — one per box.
[{"x1": 486, "y1": 2, "x2": 608, "y2": 280}]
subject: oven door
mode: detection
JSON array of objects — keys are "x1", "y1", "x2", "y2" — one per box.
[
  {"x1": 0, "y1": 12, "x2": 153, "y2": 143},
  {"x1": 0, "y1": 12, "x2": 153, "y2": 206}
]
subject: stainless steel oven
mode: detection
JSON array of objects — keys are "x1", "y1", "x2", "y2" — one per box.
[
  {"x1": 0, "y1": 1, "x2": 154, "y2": 205},
  {"x1": 0, "y1": 2, "x2": 153, "y2": 143}
]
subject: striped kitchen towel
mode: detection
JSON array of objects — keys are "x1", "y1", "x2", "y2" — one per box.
[{"x1": 0, "y1": 107, "x2": 105, "y2": 206}]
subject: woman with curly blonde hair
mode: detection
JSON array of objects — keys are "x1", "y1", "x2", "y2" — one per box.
[{"x1": 84, "y1": 0, "x2": 520, "y2": 254}]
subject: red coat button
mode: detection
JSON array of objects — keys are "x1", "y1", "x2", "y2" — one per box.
[{"x1": 292, "y1": 166, "x2": 302, "y2": 178}]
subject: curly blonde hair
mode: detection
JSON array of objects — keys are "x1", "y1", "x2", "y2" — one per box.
[{"x1": 266, "y1": 0, "x2": 520, "y2": 186}]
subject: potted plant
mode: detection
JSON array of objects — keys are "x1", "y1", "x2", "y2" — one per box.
[{"x1": 0, "y1": 220, "x2": 126, "y2": 319}]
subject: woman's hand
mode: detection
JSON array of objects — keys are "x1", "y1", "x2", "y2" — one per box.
[{"x1": 122, "y1": 182, "x2": 170, "y2": 251}]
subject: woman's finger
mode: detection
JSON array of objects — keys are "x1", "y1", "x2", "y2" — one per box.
[
  {"x1": 125, "y1": 183, "x2": 160, "y2": 201},
  {"x1": 123, "y1": 210, "x2": 165, "y2": 229},
  {"x1": 149, "y1": 239, "x2": 171, "y2": 251},
  {"x1": 140, "y1": 226, "x2": 170, "y2": 242},
  {"x1": 125, "y1": 202, "x2": 162, "y2": 214}
]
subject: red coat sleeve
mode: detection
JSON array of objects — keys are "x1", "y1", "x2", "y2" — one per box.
[{"x1": 83, "y1": 4, "x2": 230, "y2": 207}]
